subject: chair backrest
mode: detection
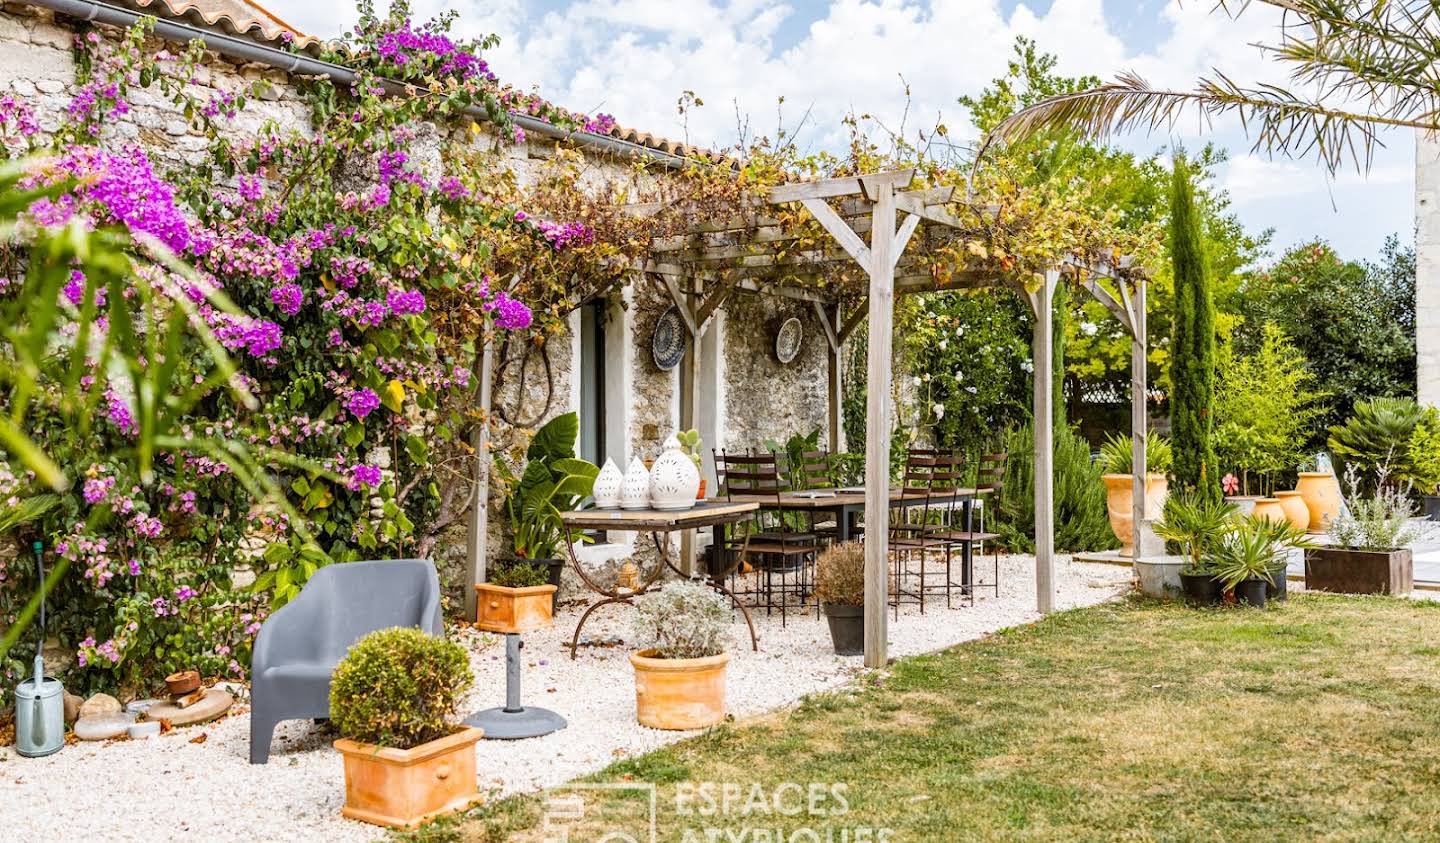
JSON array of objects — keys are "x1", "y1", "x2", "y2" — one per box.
[
  {"x1": 977, "y1": 452, "x2": 1008, "y2": 493},
  {"x1": 714, "y1": 449, "x2": 785, "y2": 502},
  {"x1": 796, "y1": 450, "x2": 833, "y2": 490},
  {"x1": 306, "y1": 559, "x2": 441, "y2": 660},
  {"x1": 928, "y1": 451, "x2": 968, "y2": 495}
]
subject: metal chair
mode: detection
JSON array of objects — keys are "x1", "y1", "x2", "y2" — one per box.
[
  {"x1": 928, "y1": 452, "x2": 1001, "y2": 607},
  {"x1": 249, "y1": 558, "x2": 443, "y2": 764},
  {"x1": 887, "y1": 451, "x2": 946, "y2": 615},
  {"x1": 714, "y1": 449, "x2": 819, "y2": 624}
]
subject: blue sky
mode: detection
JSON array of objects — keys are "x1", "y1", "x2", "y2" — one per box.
[{"x1": 279, "y1": 0, "x2": 1414, "y2": 265}]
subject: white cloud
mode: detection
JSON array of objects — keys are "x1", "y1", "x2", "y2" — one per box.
[{"x1": 270, "y1": 0, "x2": 1415, "y2": 258}]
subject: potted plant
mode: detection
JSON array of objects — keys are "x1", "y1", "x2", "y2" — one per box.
[
  {"x1": 476, "y1": 561, "x2": 557, "y2": 634},
  {"x1": 1153, "y1": 493, "x2": 1235, "y2": 605},
  {"x1": 330, "y1": 628, "x2": 480, "y2": 829},
  {"x1": 1207, "y1": 515, "x2": 1313, "y2": 608},
  {"x1": 1097, "y1": 431, "x2": 1172, "y2": 556},
  {"x1": 815, "y1": 542, "x2": 864, "y2": 654},
  {"x1": 677, "y1": 428, "x2": 706, "y2": 498},
  {"x1": 501, "y1": 411, "x2": 599, "y2": 605},
  {"x1": 1305, "y1": 469, "x2": 1423, "y2": 595},
  {"x1": 629, "y1": 580, "x2": 730, "y2": 730}
]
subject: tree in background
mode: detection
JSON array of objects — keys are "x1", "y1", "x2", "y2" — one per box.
[
  {"x1": 1168, "y1": 157, "x2": 1220, "y2": 503},
  {"x1": 1237, "y1": 237, "x2": 1415, "y2": 446},
  {"x1": 1213, "y1": 325, "x2": 1327, "y2": 495}
]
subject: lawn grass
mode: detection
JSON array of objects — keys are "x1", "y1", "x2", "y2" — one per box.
[{"x1": 406, "y1": 594, "x2": 1440, "y2": 842}]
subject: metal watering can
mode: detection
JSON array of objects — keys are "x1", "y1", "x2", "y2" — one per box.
[{"x1": 14, "y1": 541, "x2": 64, "y2": 758}]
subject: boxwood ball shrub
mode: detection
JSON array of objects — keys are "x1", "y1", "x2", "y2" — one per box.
[
  {"x1": 815, "y1": 542, "x2": 865, "y2": 606},
  {"x1": 329, "y1": 627, "x2": 473, "y2": 749},
  {"x1": 633, "y1": 580, "x2": 730, "y2": 659},
  {"x1": 489, "y1": 560, "x2": 551, "y2": 588}
]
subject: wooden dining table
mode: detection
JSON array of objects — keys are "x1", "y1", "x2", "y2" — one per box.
[{"x1": 726, "y1": 486, "x2": 991, "y2": 589}]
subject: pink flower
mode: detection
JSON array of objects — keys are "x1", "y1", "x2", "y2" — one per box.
[
  {"x1": 1221, "y1": 473, "x2": 1240, "y2": 496},
  {"x1": 345, "y1": 387, "x2": 380, "y2": 419}
]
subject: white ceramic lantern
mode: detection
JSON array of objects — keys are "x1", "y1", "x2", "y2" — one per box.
[
  {"x1": 593, "y1": 457, "x2": 623, "y2": 509},
  {"x1": 620, "y1": 455, "x2": 652, "y2": 510},
  {"x1": 649, "y1": 434, "x2": 700, "y2": 511}
]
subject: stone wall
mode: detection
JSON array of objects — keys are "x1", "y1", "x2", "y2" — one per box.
[
  {"x1": 1416, "y1": 134, "x2": 1440, "y2": 407},
  {"x1": 721, "y1": 292, "x2": 830, "y2": 453}
]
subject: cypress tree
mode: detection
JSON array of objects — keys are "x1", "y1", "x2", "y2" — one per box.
[{"x1": 1169, "y1": 156, "x2": 1219, "y2": 503}]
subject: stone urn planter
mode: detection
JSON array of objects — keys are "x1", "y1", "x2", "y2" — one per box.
[
  {"x1": 475, "y1": 583, "x2": 557, "y2": 634},
  {"x1": 1295, "y1": 472, "x2": 1343, "y2": 532},
  {"x1": 335, "y1": 726, "x2": 485, "y2": 829},
  {"x1": 1252, "y1": 497, "x2": 1286, "y2": 523},
  {"x1": 1102, "y1": 473, "x2": 1168, "y2": 556},
  {"x1": 821, "y1": 603, "x2": 864, "y2": 655},
  {"x1": 1274, "y1": 490, "x2": 1311, "y2": 533},
  {"x1": 1304, "y1": 547, "x2": 1413, "y2": 596},
  {"x1": 1225, "y1": 495, "x2": 1261, "y2": 515},
  {"x1": 630, "y1": 650, "x2": 729, "y2": 729},
  {"x1": 1134, "y1": 557, "x2": 1184, "y2": 599}
]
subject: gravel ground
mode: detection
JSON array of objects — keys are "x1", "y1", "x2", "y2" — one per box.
[{"x1": 0, "y1": 555, "x2": 1130, "y2": 842}]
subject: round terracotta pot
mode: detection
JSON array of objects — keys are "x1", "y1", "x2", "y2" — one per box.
[
  {"x1": 630, "y1": 649, "x2": 728, "y2": 730},
  {"x1": 1102, "y1": 473, "x2": 1169, "y2": 556},
  {"x1": 1252, "y1": 497, "x2": 1286, "y2": 523},
  {"x1": 1274, "y1": 490, "x2": 1311, "y2": 532},
  {"x1": 1295, "y1": 472, "x2": 1342, "y2": 532}
]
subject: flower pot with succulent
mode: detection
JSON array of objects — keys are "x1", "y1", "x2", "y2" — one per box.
[
  {"x1": 498, "y1": 412, "x2": 598, "y2": 611},
  {"x1": 1305, "y1": 475, "x2": 1421, "y2": 596},
  {"x1": 477, "y1": 561, "x2": 557, "y2": 633},
  {"x1": 1207, "y1": 514, "x2": 1314, "y2": 609},
  {"x1": 815, "y1": 542, "x2": 865, "y2": 655},
  {"x1": 1154, "y1": 493, "x2": 1235, "y2": 606},
  {"x1": 629, "y1": 580, "x2": 730, "y2": 730},
  {"x1": 1097, "y1": 432, "x2": 1172, "y2": 555},
  {"x1": 330, "y1": 628, "x2": 480, "y2": 829},
  {"x1": 677, "y1": 428, "x2": 706, "y2": 499}
]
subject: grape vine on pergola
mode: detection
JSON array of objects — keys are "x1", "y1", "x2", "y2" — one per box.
[{"x1": 634, "y1": 167, "x2": 1154, "y2": 668}]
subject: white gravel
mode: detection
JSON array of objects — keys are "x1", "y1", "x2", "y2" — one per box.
[{"x1": 0, "y1": 555, "x2": 1130, "y2": 842}]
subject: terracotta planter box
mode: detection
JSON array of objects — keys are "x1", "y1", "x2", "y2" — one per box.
[
  {"x1": 630, "y1": 649, "x2": 728, "y2": 730},
  {"x1": 475, "y1": 583, "x2": 556, "y2": 634},
  {"x1": 1304, "y1": 547, "x2": 1413, "y2": 596},
  {"x1": 334, "y1": 726, "x2": 484, "y2": 829}
]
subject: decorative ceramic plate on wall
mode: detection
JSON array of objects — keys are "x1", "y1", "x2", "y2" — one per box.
[
  {"x1": 774, "y1": 316, "x2": 803, "y2": 364},
  {"x1": 651, "y1": 306, "x2": 688, "y2": 370}
]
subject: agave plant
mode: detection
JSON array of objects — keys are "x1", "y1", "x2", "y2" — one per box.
[
  {"x1": 980, "y1": 2, "x2": 1440, "y2": 175},
  {"x1": 1153, "y1": 493, "x2": 1237, "y2": 574},
  {"x1": 1206, "y1": 514, "x2": 1317, "y2": 590}
]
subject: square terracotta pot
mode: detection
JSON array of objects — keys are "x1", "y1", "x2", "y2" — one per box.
[
  {"x1": 1304, "y1": 547, "x2": 1413, "y2": 596},
  {"x1": 475, "y1": 583, "x2": 556, "y2": 634},
  {"x1": 334, "y1": 726, "x2": 484, "y2": 829}
]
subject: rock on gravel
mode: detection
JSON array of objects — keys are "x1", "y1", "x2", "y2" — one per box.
[
  {"x1": 73, "y1": 712, "x2": 135, "y2": 741},
  {"x1": 0, "y1": 555, "x2": 1130, "y2": 842}
]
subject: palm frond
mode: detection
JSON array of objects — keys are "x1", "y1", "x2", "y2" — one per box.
[{"x1": 979, "y1": 70, "x2": 1439, "y2": 173}]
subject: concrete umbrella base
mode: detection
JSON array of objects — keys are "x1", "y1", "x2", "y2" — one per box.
[{"x1": 462, "y1": 633, "x2": 567, "y2": 740}]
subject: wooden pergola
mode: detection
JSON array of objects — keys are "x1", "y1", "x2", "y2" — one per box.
[{"x1": 636, "y1": 168, "x2": 1153, "y2": 668}]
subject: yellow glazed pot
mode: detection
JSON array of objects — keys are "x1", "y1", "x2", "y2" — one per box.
[
  {"x1": 630, "y1": 650, "x2": 728, "y2": 730},
  {"x1": 1252, "y1": 497, "x2": 1286, "y2": 523},
  {"x1": 1295, "y1": 472, "x2": 1343, "y2": 533},
  {"x1": 1274, "y1": 490, "x2": 1311, "y2": 532},
  {"x1": 1102, "y1": 473, "x2": 1169, "y2": 556}
]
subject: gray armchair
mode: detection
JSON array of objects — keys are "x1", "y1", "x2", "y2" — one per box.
[{"x1": 249, "y1": 558, "x2": 443, "y2": 763}]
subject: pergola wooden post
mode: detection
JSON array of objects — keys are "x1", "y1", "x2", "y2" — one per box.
[{"x1": 632, "y1": 169, "x2": 1148, "y2": 666}]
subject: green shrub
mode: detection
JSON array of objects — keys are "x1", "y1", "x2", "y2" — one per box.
[
  {"x1": 330, "y1": 627, "x2": 472, "y2": 749},
  {"x1": 489, "y1": 561, "x2": 551, "y2": 589},
  {"x1": 815, "y1": 542, "x2": 865, "y2": 606},
  {"x1": 633, "y1": 580, "x2": 730, "y2": 659},
  {"x1": 995, "y1": 421, "x2": 1117, "y2": 554}
]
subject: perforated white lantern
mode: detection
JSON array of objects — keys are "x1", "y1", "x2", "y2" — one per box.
[
  {"x1": 592, "y1": 457, "x2": 623, "y2": 509},
  {"x1": 620, "y1": 455, "x2": 652, "y2": 510},
  {"x1": 649, "y1": 434, "x2": 700, "y2": 511}
]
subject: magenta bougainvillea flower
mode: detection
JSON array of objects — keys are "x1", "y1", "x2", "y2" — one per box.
[{"x1": 345, "y1": 387, "x2": 381, "y2": 419}]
